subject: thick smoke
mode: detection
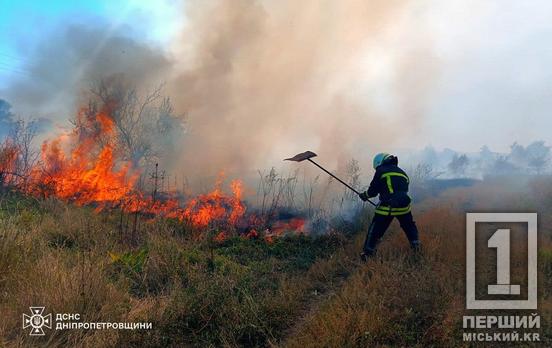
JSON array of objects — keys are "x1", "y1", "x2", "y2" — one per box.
[
  {"x1": 171, "y1": 0, "x2": 438, "y2": 179},
  {"x1": 3, "y1": 23, "x2": 173, "y2": 122},
  {"x1": 2, "y1": 1, "x2": 438, "y2": 185}
]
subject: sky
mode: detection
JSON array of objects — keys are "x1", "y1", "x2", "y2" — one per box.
[
  {"x1": 416, "y1": 1, "x2": 552, "y2": 152},
  {"x1": 0, "y1": 0, "x2": 181, "y2": 87},
  {"x1": 1, "y1": 0, "x2": 552, "y2": 157}
]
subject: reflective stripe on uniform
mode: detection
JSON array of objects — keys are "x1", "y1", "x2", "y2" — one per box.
[
  {"x1": 376, "y1": 205, "x2": 411, "y2": 211},
  {"x1": 375, "y1": 209, "x2": 411, "y2": 216},
  {"x1": 380, "y1": 172, "x2": 409, "y2": 194},
  {"x1": 384, "y1": 174, "x2": 394, "y2": 193},
  {"x1": 375, "y1": 204, "x2": 411, "y2": 215},
  {"x1": 380, "y1": 172, "x2": 409, "y2": 182}
]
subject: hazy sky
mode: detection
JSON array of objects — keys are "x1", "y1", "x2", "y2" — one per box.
[
  {"x1": 0, "y1": 0, "x2": 181, "y2": 87},
  {"x1": 1, "y1": 0, "x2": 551, "y2": 155},
  {"x1": 415, "y1": 1, "x2": 552, "y2": 152}
]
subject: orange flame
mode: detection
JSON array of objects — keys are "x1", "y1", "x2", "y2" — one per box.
[
  {"x1": 0, "y1": 104, "x2": 306, "y2": 239},
  {"x1": 214, "y1": 231, "x2": 228, "y2": 243},
  {"x1": 28, "y1": 107, "x2": 137, "y2": 210},
  {"x1": 16, "y1": 105, "x2": 247, "y2": 229},
  {"x1": 270, "y1": 218, "x2": 306, "y2": 236},
  {"x1": 182, "y1": 178, "x2": 246, "y2": 227}
]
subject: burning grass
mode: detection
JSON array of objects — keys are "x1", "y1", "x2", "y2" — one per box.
[
  {"x1": 0, "y1": 104, "x2": 317, "y2": 242},
  {"x1": 1, "y1": 176, "x2": 551, "y2": 347},
  {"x1": 2, "y1": 103, "x2": 552, "y2": 346},
  {"x1": 0, "y1": 105, "x2": 199, "y2": 221},
  {"x1": 0, "y1": 195, "x2": 361, "y2": 347}
]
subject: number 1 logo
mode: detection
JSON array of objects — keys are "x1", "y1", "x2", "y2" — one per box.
[
  {"x1": 466, "y1": 213, "x2": 537, "y2": 310},
  {"x1": 487, "y1": 229, "x2": 520, "y2": 295}
]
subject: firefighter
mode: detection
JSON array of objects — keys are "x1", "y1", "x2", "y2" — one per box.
[{"x1": 358, "y1": 153, "x2": 420, "y2": 260}]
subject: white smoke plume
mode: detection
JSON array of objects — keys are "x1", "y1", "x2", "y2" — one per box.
[
  {"x1": 2, "y1": 1, "x2": 439, "y2": 185},
  {"x1": 171, "y1": 0, "x2": 438, "y2": 179}
]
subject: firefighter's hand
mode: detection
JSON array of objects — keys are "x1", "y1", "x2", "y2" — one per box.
[{"x1": 358, "y1": 192, "x2": 369, "y2": 201}]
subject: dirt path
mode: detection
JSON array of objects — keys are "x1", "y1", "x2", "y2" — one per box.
[{"x1": 278, "y1": 233, "x2": 365, "y2": 347}]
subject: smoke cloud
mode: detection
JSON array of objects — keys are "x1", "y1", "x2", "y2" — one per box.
[
  {"x1": 171, "y1": 0, "x2": 438, "y2": 178},
  {"x1": 3, "y1": 23, "x2": 173, "y2": 122},
  {"x1": 2, "y1": 0, "x2": 439, "y2": 183}
]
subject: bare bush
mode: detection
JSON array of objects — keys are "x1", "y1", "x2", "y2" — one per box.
[
  {"x1": 343, "y1": 158, "x2": 361, "y2": 201},
  {"x1": 88, "y1": 76, "x2": 185, "y2": 169},
  {"x1": 0, "y1": 118, "x2": 39, "y2": 191},
  {"x1": 0, "y1": 140, "x2": 18, "y2": 189},
  {"x1": 411, "y1": 162, "x2": 440, "y2": 184}
]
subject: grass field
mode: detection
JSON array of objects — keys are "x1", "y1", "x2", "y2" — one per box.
[{"x1": 1, "y1": 176, "x2": 551, "y2": 347}]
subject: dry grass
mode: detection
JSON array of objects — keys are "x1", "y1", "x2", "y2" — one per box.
[
  {"x1": 283, "y1": 209, "x2": 466, "y2": 347},
  {"x1": 0, "y1": 192, "x2": 364, "y2": 347},
  {"x1": 284, "y1": 177, "x2": 552, "y2": 347},
  {"x1": 1, "y1": 176, "x2": 551, "y2": 347}
]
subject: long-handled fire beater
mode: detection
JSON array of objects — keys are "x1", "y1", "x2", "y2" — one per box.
[{"x1": 284, "y1": 151, "x2": 376, "y2": 206}]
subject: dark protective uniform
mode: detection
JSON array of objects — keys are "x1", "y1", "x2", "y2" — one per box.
[{"x1": 361, "y1": 156, "x2": 420, "y2": 256}]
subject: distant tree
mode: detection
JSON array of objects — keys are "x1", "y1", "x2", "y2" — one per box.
[
  {"x1": 448, "y1": 154, "x2": 469, "y2": 176},
  {"x1": 479, "y1": 145, "x2": 494, "y2": 161},
  {"x1": 526, "y1": 141, "x2": 550, "y2": 174},
  {"x1": 504, "y1": 141, "x2": 550, "y2": 174},
  {"x1": 476, "y1": 145, "x2": 495, "y2": 176},
  {"x1": 508, "y1": 142, "x2": 526, "y2": 165},
  {"x1": 491, "y1": 155, "x2": 519, "y2": 175}
]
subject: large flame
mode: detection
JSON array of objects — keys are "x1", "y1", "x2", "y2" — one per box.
[
  {"x1": 28, "y1": 107, "x2": 137, "y2": 210},
  {"x1": 1, "y1": 105, "x2": 309, "y2": 239},
  {"x1": 18, "y1": 105, "x2": 246, "y2": 228}
]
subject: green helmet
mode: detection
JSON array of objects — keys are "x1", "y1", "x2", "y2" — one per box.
[{"x1": 373, "y1": 152, "x2": 391, "y2": 169}]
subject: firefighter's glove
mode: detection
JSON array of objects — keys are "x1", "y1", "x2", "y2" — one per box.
[{"x1": 358, "y1": 192, "x2": 369, "y2": 201}]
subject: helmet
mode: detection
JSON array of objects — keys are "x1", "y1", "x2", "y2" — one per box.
[{"x1": 373, "y1": 152, "x2": 391, "y2": 169}]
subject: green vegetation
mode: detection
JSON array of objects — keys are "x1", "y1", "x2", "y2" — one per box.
[
  {"x1": 0, "y1": 194, "x2": 362, "y2": 347},
  {"x1": 1, "y1": 177, "x2": 552, "y2": 347}
]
